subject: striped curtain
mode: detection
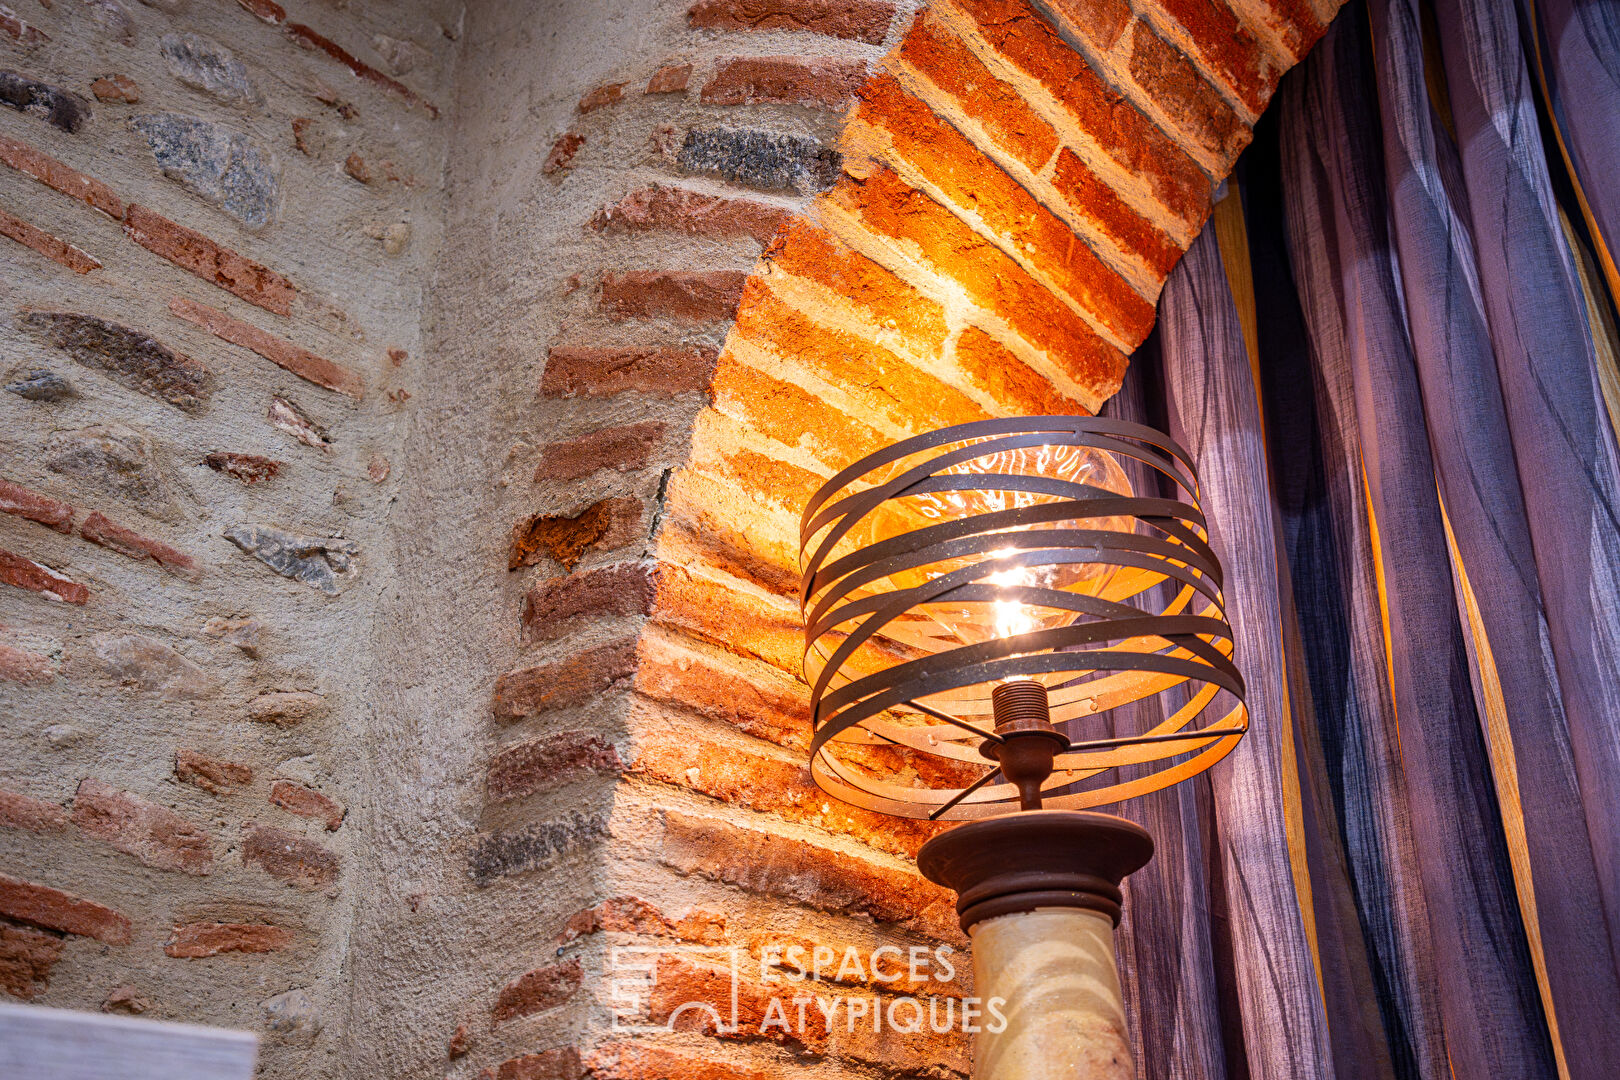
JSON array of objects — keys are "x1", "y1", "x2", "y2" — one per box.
[{"x1": 1104, "y1": 1, "x2": 1620, "y2": 1077}]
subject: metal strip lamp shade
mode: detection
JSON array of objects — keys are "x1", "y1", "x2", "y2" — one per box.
[{"x1": 799, "y1": 416, "x2": 1248, "y2": 820}]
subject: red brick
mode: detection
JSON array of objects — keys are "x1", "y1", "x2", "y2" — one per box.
[
  {"x1": 660, "y1": 812, "x2": 959, "y2": 940},
  {"x1": 535, "y1": 422, "x2": 666, "y2": 483},
  {"x1": 544, "y1": 131, "x2": 584, "y2": 175},
  {"x1": 169, "y1": 296, "x2": 361, "y2": 397},
  {"x1": 601, "y1": 271, "x2": 746, "y2": 324},
  {"x1": 561, "y1": 896, "x2": 727, "y2": 946},
  {"x1": 246, "y1": 690, "x2": 326, "y2": 725},
  {"x1": 647, "y1": 954, "x2": 827, "y2": 1051},
  {"x1": 702, "y1": 56, "x2": 867, "y2": 110},
  {"x1": 0, "y1": 6, "x2": 49, "y2": 45},
  {"x1": 493, "y1": 958, "x2": 582, "y2": 1022},
  {"x1": 72, "y1": 779, "x2": 213, "y2": 876},
  {"x1": 632, "y1": 726, "x2": 942, "y2": 858},
  {"x1": 0, "y1": 874, "x2": 131, "y2": 944},
  {"x1": 174, "y1": 749, "x2": 253, "y2": 795},
  {"x1": 482, "y1": 1049, "x2": 583, "y2": 1080},
  {"x1": 953, "y1": 325, "x2": 1089, "y2": 415},
  {"x1": 281, "y1": 22, "x2": 439, "y2": 118},
  {"x1": 1153, "y1": 0, "x2": 1279, "y2": 112},
  {"x1": 0, "y1": 134, "x2": 124, "y2": 218},
  {"x1": 78, "y1": 512, "x2": 199, "y2": 580},
  {"x1": 586, "y1": 1043, "x2": 766, "y2": 1080},
  {"x1": 633, "y1": 640, "x2": 810, "y2": 751},
  {"x1": 0, "y1": 478, "x2": 73, "y2": 533},
  {"x1": 1127, "y1": 20, "x2": 1251, "y2": 167},
  {"x1": 203, "y1": 452, "x2": 281, "y2": 484},
  {"x1": 689, "y1": 0, "x2": 895, "y2": 42},
  {"x1": 236, "y1": 0, "x2": 287, "y2": 24},
  {"x1": 241, "y1": 824, "x2": 339, "y2": 889},
  {"x1": 579, "y1": 82, "x2": 626, "y2": 112},
  {"x1": 709, "y1": 353, "x2": 886, "y2": 473},
  {"x1": 509, "y1": 497, "x2": 645, "y2": 572},
  {"x1": 0, "y1": 921, "x2": 63, "y2": 1000},
  {"x1": 541, "y1": 345, "x2": 718, "y2": 399},
  {"x1": 0, "y1": 548, "x2": 89, "y2": 605},
  {"x1": 1047, "y1": 0, "x2": 1133, "y2": 48},
  {"x1": 0, "y1": 208, "x2": 101, "y2": 274},
  {"x1": 522, "y1": 563, "x2": 658, "y2": 642},
  {"x1": 658, "y1": 470, "x2": 801, "y2": 596},
  {"x1": 488, "y1": 731, "x2": 623, "y2": 803},
  {"x1": 268, "y1": 780, "x2": 345, "y2": 831},
  {"x1": 858, "y1": 74, "x2": 1154, "y2": 343},
  {"x1": 646, "y1": 64, "x2": 692, "y2": 94},
  {"x1": 91, "y1": 74, "x2": 140, "y2": 103},
  {"x1": 764, "y1": 221, "x2": 947, "y2": 351},
  {"x1": 123, "y1": 206, "x2": 296, "y2": 315},
  {"x1": 896, "y1": 11, "x2": 1059, "y2": 174},
  {"x1": 733, "y1": 278, "x2": 989, "y2": 430},
  {"x1": 267, "y1": 396, "x2": 329, "y2": 450},
  {"x1": 648, "y1": 561, "x2": 802, "y2": 673},
  {"x1": 343, "y1": 152, "x2": 372, "y2": 184},
  {"x1": 165, "y1": 922, "x2": 294, "y2": 958},
  {"x1": 1052, "y1": 149, "x2": 1183, "y2": 278},
  {"x1": 493, "y1": 637, "x2": 639, "y2": 721},
  {"x1": 0, "y1": 790, "x2": 68, "y2": 832},
  {"x1": 707, "y1": 447, "x2": 825, "y2": 517},
  {"x1": 592, "y1": 186, "x2": 790, "y2": 246},
  {"x1": 0, "y1": 642, "x2": 53, "y2": 686},
  {"x1": 956, "y1": 0, "x2": 1213, "y2": 229},
  {"x1": 1236, "y1": 0, "x2": 1329, "y2": 61},
  {"x1": 832, "y1": 168, "x2": 1129, "y2": 396}
]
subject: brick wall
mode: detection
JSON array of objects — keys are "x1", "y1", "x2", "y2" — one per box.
[{"x1": 0, "y1": 0, "x2": 1339, "y2": 1077}]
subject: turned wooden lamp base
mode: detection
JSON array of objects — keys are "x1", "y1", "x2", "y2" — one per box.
[{"x1": 918, "y1": 811, "x2": 1154, "y2": 1080}]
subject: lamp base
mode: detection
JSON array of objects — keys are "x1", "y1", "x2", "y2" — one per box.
[
  {"x1": 918, "y1": 812, "x2": 1153, "y2": 1080},
  {"x1": 917, "y1": 810, "x2": 1153, "y2": 932}
]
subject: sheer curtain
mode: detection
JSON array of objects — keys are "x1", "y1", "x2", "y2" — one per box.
[{"x1": 1105, "y1": 2, "x2": 1620, "y2": 1076}]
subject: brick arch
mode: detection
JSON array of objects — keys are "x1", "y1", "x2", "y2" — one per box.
[{"x1": 497, "y1": 0, "x2": 1340, "y2": 1075}]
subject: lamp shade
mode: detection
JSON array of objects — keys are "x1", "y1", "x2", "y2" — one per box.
[{"x1": 799, "y1": 416, "x2": 1247, "y2": 819}]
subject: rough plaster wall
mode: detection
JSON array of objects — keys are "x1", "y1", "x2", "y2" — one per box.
[
  {"x1": 0, "y1": 1, "x2": 457, "y2": 1076},
  {"x1": 406, "y1": 3, "x2": 892, "y2": 1076}
]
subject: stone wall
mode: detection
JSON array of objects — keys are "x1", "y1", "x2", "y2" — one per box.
[
  {"x1": 0, "y1": 0, "x2": 456, "y2": 1076},
  {"x1": 1, "y1": 1, "x2": 1340, "y2": 1077}
]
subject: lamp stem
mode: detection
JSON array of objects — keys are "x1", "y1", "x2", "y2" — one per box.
[
  {"x1": 918, "y1": 812, "x2": 1153, "y2": 1080},
  {"x1": 988, "y1": 681, "x2": 1064, "y2": 811}
]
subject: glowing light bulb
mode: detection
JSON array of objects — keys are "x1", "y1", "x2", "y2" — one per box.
[{"x1": 838, "y1": 436, "x2": 1136, "y2": 689}]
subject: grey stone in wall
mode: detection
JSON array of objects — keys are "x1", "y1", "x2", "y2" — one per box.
[
  {"x1": 5, "y1": 367, "x2": 75, "y2": 401},
  {"x1": 678, "y1": 126, "x2": 840, "y2": 194},
  {"x1": 130, "y1": 113, "x2": 278, "y2": 230},
  {"x1": 0, "y1": 71, "x2": 92, "y2": 132},
  {"x1": 19, "y1": 311, "x2": 210, "y2": 411},
  {"x1": 225, "y1": 524, "x2": 359, "y2": 595},
  {"x1": 159, "y1": 33, "x2": 260, "y2": 107},
  {"x1": 47, "y1": 423, "x2": 182, "y2": 520},
  {"x1": 466, "y1": 812, "x2": 609, "y2": 887},
  {"x1": 83, "y1": 0, "x2": 138, "y2": 45},
  {"x1": 93, "y1": 633, "x2": 216, "y2": 699}
]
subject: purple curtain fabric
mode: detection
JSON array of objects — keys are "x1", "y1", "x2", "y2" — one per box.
[
  {"x1": 1127, "y1": 0, "x2": 1620, "y2": 1075},
  {"x1": 1525, "y1": 0, "x2": 1620, "y2": 268},
  {"x1": 1157, "y1": 222, "x2": 1337, "y2": 1080}
]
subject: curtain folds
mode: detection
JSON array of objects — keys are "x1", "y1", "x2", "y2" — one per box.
[{"x1": 1108, "y1": 0, "x2": 1620, "y2": 1075}]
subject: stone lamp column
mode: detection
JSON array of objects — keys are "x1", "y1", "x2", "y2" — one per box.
[{"x1": 917, "y1": 811, "x2": 1153, "y2": 1080}]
